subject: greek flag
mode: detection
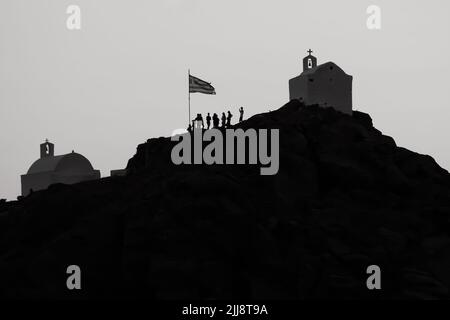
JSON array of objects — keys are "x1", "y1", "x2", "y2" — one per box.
[{"x1": 189, "y1": 74, "x2": 216, "y2": 95}]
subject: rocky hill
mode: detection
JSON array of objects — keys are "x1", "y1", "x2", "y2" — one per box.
[{"x1": 0, "y1": 100, "x2": 449, "y2": 299}]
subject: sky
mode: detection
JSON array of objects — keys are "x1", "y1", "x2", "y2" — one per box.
[{"x1": 1, "y1": 0, "x2": 450, "y2": 200}]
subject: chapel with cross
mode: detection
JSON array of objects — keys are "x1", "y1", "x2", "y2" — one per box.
[
  {"x1": 289, "y1": 49, "x2": 353, "y2": 115},
  {"x1": 21, "y1": 140, "x2": 100, "y2": 196}
]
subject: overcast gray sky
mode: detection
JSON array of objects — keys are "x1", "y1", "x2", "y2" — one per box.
[{"x1": 1, "y1": 0, "x2": 450, "y2": 200}]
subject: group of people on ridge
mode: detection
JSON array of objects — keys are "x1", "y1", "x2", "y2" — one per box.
[{"x1": 189, "y1": 107, "x2": 244, "y2": 130}]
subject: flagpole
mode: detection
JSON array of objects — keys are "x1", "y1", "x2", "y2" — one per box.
[{"x1": 188, "y1": 69, "x2": 191, "y2": 128}]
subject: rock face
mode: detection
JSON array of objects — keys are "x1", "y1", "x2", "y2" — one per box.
[{"x1": 1, "y1": 100, "x2": 450, "y2": 299}]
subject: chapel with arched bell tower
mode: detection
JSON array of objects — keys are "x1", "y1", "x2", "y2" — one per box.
[
  {"x1": 21, "y1": 139, "x2": 100, "y2": 196},
  {"x1": 290, "y1": 49, "x2": 353, "y2": 115}
]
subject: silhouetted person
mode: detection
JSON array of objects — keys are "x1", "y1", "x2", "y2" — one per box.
[
  {"x1": 221, "y1": 112, "x2": 226, "y2": 128},
  {"x1": 193, "y1": 113, "x2": 204, "y2": 129},
  {"x1": 206, "y1": 113, "x2": 211, "y2": 130},
  {"x1": 226, "y1": 111, "x2": 233, "y2": 127},
  {"x1": 199, "y1": 114, "x2": 204, "y2": 129},
  {"x1": 212, "y1": 113, "x2": 219, "y2": 128},
  {"x1": 239, "y1": 107, "x2": 244, "y2": 122},
  {"x1": 187, "y1": 124, "x2": 192, "y2": 132},
  {"x1": 213, "y1": 113, "x2": 219, "y2": 128}
]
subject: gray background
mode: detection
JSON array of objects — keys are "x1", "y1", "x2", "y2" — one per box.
[{"x1": 1, "y1": 0, "x2": 449, "y2": 200}]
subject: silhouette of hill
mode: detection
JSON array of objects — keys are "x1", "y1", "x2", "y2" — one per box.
[{"x1": 1, "y1": 100, "x2": 449, "y2": 299}]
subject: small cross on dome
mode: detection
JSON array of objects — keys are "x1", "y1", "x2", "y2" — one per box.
[{"x1": 307, "y1": 49, "x2": 313, "y2": 55}]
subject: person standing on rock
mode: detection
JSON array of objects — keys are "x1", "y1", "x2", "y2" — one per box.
[
  {"x1": 206, "y1": 113, "x2": 211, "y2": 130},
  {"x1": 193, "y1": 113, "x2": 204, "y2": 129},
  {"x1": 213, "y1": 113, "x2": 219, "y2": 128},
  {"x1": 221, "y1": 112, "x2": 226, "y2": 128},
  {"x1": 226, "y1": 111, "x2": 233, "y2": 127},
  {"x1": 239, "y1": 107, "x2": 244, "y2": 122}
]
